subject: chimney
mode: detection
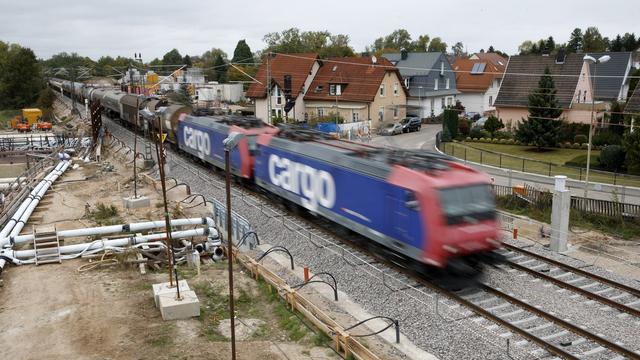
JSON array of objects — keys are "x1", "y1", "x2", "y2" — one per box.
[
  {"x1": 400, "y1": 48, "x2": 408, "y2": 60},
  {"x1": 555, "y1": 49, "x2": 566, "y2": 64}
]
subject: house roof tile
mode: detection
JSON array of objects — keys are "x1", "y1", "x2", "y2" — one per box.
[
  {"x1": 584, "y1": 52, "x2": 632, "y2": 101},
  {"x1": 453, "y1": 58, "x2": 505, "y2": 92},
  {"x1": 494, "y1": 54, "x2": 585, "y2": 109},
  {"x1": 245, "y1": 53, "x2": 319, "y2": 99},
  {"x1": 303, "y1": 57, "x2": 407, "y2": 103}
]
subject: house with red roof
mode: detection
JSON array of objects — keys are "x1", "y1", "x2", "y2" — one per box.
[
  {"x1": 453, "y1": 54, "x2": 507, "y2": 115},
  {"x1": 303, "y1": 56, "x2": 408, "y2": 126},
  {"x1": 246, "y1": 53, "x2": 321, "y2": 123}
]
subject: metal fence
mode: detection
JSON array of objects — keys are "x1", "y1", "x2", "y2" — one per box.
[
  {"x1": 211, "y1": 198, "x2": 256, "y2": 249},
  {"x1": 491, "y1": 184, "x2": 640, "y2": 219},
  {"x1": 442, "y1": 141, "x2": 640, "y2": 188}
]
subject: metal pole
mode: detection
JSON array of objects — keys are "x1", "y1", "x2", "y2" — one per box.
[
  {"x1": 225, "y1": 149, "x2": 237, "y2": 360},
  {"x1": 584, "y1": 63, "x2": 597, "y2": 198},
  {"x1": 157, "y1": 116, "x2": 175, "y2": 287},
  {"x1": 133, "y1": 97, "x2": 138, "y2": 198}
]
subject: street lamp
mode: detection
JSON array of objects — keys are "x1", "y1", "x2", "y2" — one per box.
[
  {"x1": 222, "y1": 131, "x2": 244, "y2": 360},
  {"x1": 582, "y1": 54, "x2": 610, "y2": 198}
]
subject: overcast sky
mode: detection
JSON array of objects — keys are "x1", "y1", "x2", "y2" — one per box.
[{"x1": 1, "y1": 0, "x2": 637, "y2": 60}]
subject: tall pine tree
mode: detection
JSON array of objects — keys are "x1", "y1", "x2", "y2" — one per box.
[
  {"x1": 515, "y1": 67, "x2": 563, "y2": 150},
  {"x1": 231, "y1": 40, "x2": 253, "y2": 64},
  {"x1": 567, "y1": 28, "x2": 583, "y2": 53}
]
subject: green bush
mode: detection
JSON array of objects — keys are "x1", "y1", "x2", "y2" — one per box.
[
  {"x1": 559, "y1": 122, "x2": 590, "y2": 143},
  {"x1": 472, "y1": 137, "x2": 479, "y2": 141},
  {"x1": 506, "y1": 139, "x2": 515, "y2": 145},
  {"x1": 458, "y1": 118, "x2": 470, "y2": 138},
  {"x1": 465, "y1": 136, "x2": 472, "y2": 141},
  {"x1": 494, "y1": 131, "x2": 513, "y2": 140},
  {"x1": 574, "y1": 134, "x2": 588, "y2": 144},
  {"x1": 572, "y1": 143, "x2": 581, "y2": 149},
  {"x1": 469, "y1": 127, "x2": 489, "y2": 139},
  {"x1": 593, "y1": 130, "x2": 622, "y2": 147},
  {"x1": 599, "y1": 145, "x2": 626, "y2": 171},
  {"x1": 580, "y1": 143, "x2": 589, "y2": 149},
  {"x1": 499, "y1": 139, "x2": 508, "y2": 144}
]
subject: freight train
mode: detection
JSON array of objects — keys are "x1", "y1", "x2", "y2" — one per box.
[{"x1": 50, "y1": 78, "x2": 501, "y2": 273}]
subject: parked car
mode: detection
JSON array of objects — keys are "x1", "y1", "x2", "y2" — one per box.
[
  {"x1": 400, "y1": 117, "x2": 422, "y2": 133},
  {"x1": 472, "y1": 117, "x2": 488, "y2": 129},
  {"x1": 380, "y1": 122, "x2": 403, "y2": 135}
]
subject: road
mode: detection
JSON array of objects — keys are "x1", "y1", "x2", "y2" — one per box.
[
  {"x1": 367, "y1": 124, "x2": 640, "y2": 204},
  {"x1": 369, "y1": 124, "x2": 441, "y2": 150}
]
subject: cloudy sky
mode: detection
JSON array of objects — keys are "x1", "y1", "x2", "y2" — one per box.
[{"x1": 1, "y1": 0, "x2": 637, "y2": 60}]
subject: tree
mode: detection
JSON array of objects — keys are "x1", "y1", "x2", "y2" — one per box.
[
  {"x1": 518, "y1": 40, "x2": 534, "y2": 55},
  {"x1": 627, "y1": 68, "x2": 640, "y2": 99},
  {"x1": 231, "y1": 40, "x2": 253, "y2": 64},
  {"x1": 427, "y1": 37, "x2": 447, "y2": 52},
  {"x1": 488, "y1": 45, "x2": 495, "y2": 53},
  {"x1": 545, "y1": 36, "x2": 556, "y2": 53},
  {"x1": 212, "y1": 54, "x2": 227, "y2": 83},
  {"x1": 442, "y1": 109, "x2": 458, "y2": 140},
  {"x1": 621, "y1": 32, "x2": 638, "y2": 52},
  {"x1": 0, "y1": 43, "x2": 43, "y2": 109},
  {"x1": 183, "y1": 55, "x2": 192, "y2": 67},
  {"x1": 599, "y1": 145, "x2": 626, "y2": 171},
  {"x1": 609, "y1": 101, "x2": 625, "y2": 136},
  {"x1": 483, "y1": 116, "x2": 504, "y2": 137},
  {"x1": 610, "y1": 35, "x2": 624, "y2": 52},
  {"x1": 264, "y1": 28, "x2": 354, "y2": 58},
  {"x1": 161, "y1": 49, "x2": 183, "y2": 66},
  {"x1": 623, "y1": 129, "x2": 640, "y2": 174},
  {"x1": 583, "y1": 27, "x2": 607, "y2": 52},
  {"x1": 515, "y1": 67, "x2": 563, "y2": 150},
  {"x1": 411, "y1": 35, "x2": 430, "y2": 52},
  {"x1": 452, "y1": 42, "x2": 465, "y2": 56},
  {"x1": 567, "y1": 28, "x2": 583, "y2": 53}
]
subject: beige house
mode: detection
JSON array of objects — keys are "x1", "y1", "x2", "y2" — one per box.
[
  {"x1": 303, "y1": 56, "x2": 407, "y2": 128},
  {"x1": 494, "y1": 52, "x2": 600, "y2": 130}
]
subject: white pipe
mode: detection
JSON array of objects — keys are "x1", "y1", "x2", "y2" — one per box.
[
  {"x1": 7, "y1": 228, "x2": 213, "y2": 260},
  {"x1": 3, "y1": 217, "x2": 215, "y2": 246},
  {"x1": 8, "y1": 161, "x2": 71, "y2": 238},
  {"x1": 0, "y1": 160, "x2": 69, "y2": 242}
]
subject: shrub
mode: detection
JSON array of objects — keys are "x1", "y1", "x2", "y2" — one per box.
[
  {"x1": 469, "y1": 127, "x2": 488, "y2": 139},
  {"x1": 465, "y1": 136, "x2": 472, "y2": 141},
  {"x1": 506, "y1": 139, "x2": 515, "y2": 145},
  {"x1": 484, "y1": 116, "x2": 504, "y2": 137},
  {"x1": 599, "y1": 145, "x2": 626, "y2": 171},
  {"x1": 458, "y1": 118, "x2": 470, "y2": 138},
  {"x1": 499, "y1": 139, "x2": 508, "y2": 144},
  {"x1": 559, "y1": 122, "x2": 590, "y2": 143},
  {"x1": 441, "y1": 127, "x2": 452, "y2": 142},
  {"x1": 574, "y1": 134, "x2": 588, "y2": 144},
  {"x1": 479, "y1": 138, "x2": 488, "y2": 143},
  {"x1": 580, "y1": 143, "x2": 589, "y2": 149},
  {"x1": 572, "y1": 143, "x2": 581, "y2": 149},
  {"x1": 494, "y1": 131, "x2": 513, "y2": 140},
  {"x1": 593, "y1": 130, "x2": 622, "y2": 147}
]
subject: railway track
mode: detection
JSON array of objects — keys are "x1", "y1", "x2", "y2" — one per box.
[
  {"x1": 498, "y1": 243, "x2": 640, "y2": 318},
  {"x1": 64, "y1": 94, "x2": 640, "y2": 359}
]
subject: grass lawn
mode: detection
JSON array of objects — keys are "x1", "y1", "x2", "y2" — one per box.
[{"x1": 442, "y1": 141, "x2": 640, "y2": 188}]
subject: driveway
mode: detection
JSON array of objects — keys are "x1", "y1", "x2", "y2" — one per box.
[{"x1": 369, "y1": 124, "x2": 441, "y2": 150}]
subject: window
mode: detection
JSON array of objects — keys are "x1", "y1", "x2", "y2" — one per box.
[
  {"x1": 434, "y1": 79, "x2": 439, "y2": 90},
  {"x1": 352, "y1": 111, "x2": 359, "y2": 121},
  {"x1": 438, "y1": 184, "x2": 495, "y2": 225},
  {"x1": 440, "y1": 62, "x2": 444, "y2": 75},
  {"x1": 275, "y1": 85, "x2": 282, "y2": 105},
  {"x1": 583, "y1": 91, "x2": 587, "y2": 102},
  {"x1": 404, "y1": 78, "x2": 410, "y2": 89},
  {"x1": 577, "y1": 90, "x2": 582, "y2": 103},
  {"x1": 393, "y1": 82, "x2": 399, "y2": 96},
  {"x1": 318, "y1": 107, "x2": 324, "y2": 117},
  {"x1": 446, "y1": 78, "x2": 450, "y2": 89},
  {"x1": 304, "y1": 112, "x2": 309, "y2": 121},
  {"x1": 329, "y1": 84, "x2": 336, "y2": 95},
  {"x1": 470, "y1": 63, "x2": 487, "y2": 74},
  {"x1": 379, "y1": 106, "x2": 384, "y2": 121},
  {"x1": 446, "y1": 97, "x2": 453, "y2": 106},
  {"x1": 441, "y1": 97, "x2": 446, "y2": 109},
  {"x1": 393, "y1": 106, "x2": 399, "y2": 118},
  {"x1": 379, "y1": 84, "x2": 385, "y2": 96},
  {"x1": 489, "y1": 95, "x2": 493, "y2": 106}
]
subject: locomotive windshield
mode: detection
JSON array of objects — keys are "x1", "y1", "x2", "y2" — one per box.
[{"x1": 438, "y1": 184, "x2": 495, "y2": 225}]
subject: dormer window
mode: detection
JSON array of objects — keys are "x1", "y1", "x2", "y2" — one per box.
[
  {"x1": 329, "y1": 84, "x2": 342, "y2": 96},
  {"x1": 314, "y1": 85, "x2": 323, "y2": 93},
  {"x1": 434, "y1": 78, "x2": 439, "y2": 90},
  {"x1": 440, "y1": 62, "x2": 444, "y2": 76}
]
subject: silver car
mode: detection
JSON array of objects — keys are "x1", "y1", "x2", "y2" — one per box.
[{"x1": 380, "y1": 122, "x2": 403, "y2": 135}]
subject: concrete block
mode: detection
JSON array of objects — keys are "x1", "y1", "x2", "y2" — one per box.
[
  {"x1": 122, "y1": 195, "x2": 150, "y2": 209},
  {"x1": 152, "y1": 280, "x2": 190, "y2": 308},
  {"x1": 158, "y1": 290, "x2": 200, "y2": 320}
]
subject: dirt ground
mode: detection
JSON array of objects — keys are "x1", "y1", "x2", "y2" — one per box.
[{"x1": 0, "y1": 124, "x2": 338, "y2": 359}]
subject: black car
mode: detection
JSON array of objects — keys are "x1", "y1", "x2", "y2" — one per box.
[{"x1": 400, "y1": 117, "x2": 422, "y2": 133}]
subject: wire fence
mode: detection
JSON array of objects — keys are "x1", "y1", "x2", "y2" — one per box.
[{"x1": 441, "y1": 141, "x2": 640, "y2": 188}]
